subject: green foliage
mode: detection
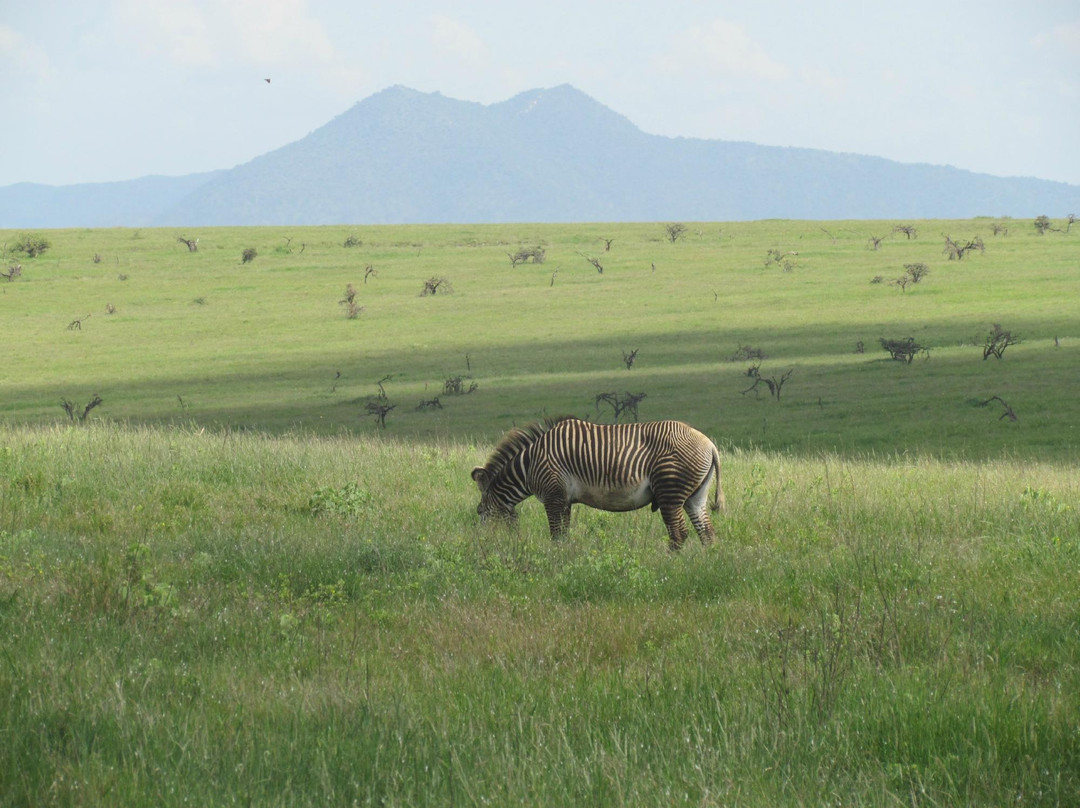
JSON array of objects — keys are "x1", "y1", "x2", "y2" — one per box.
[
  {"x1": 10, "y1": 232, "x2": 50, "y2": 257},
  {"x1": 305, "y1": 482, "x2": 371, "y2": 517}
]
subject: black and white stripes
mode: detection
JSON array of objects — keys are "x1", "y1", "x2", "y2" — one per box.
[{"x1": 472, "y1": 417, "x2": 725, "y2": 551}]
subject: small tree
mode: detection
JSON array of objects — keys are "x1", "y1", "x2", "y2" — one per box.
[
  {"x1": 577, "y1": 252, "x2": 604, "y2": 274},
  {"x1": 177, "y1": 236, "x2": 199, "y2": 253},
  {"x1": 740, "y1": 364, "x2": 794, "y2": 400},
  {"x1": 12, "y1": 233, "x2": 50, "y2": 258},
  {"x1": 340, "y1": 283, "x2": 363, "y2": 319},
  {"x1": 892, "y1": 263, "x2": 929, "y2": 290},
  {"x1": 343, "y1": 235, "x2": 362, "y2": 248},
  {"x1": 982, "y1": 324, "x2": 1020, "y2": 360},
  {"x1": 943, "y1": 234, "x2": 984, "y2": 260},
  {"x1": 622, "y1": 348, "x2": 639, "y2": 370},
  {"x1": 420, "y1": 277, "x2": 452, "y2": 296},
  {"x1": 507, "y1": 246, "x2": 546, "y2": 267},
  {"x1": 61, "y1": 395, "x2": 103, "y2": 423},
  {"x1": 664, "y1": 223, "x2": 687, "y2": 243},
  {"x1": 443, "y1": 375, "x2": 478, "y2": 395},
  {"x1": 729, "y1": 345, "x2": 767, "y2": 362},
  {"x1": 2, "y1": 263, "x2": 21, "y2": 281},
  {"x1": 879, "y1": 336, "x2": 927, "y2": 363},
  {"x1": 892, "y1": 224, "x2": 918, "y2": 240},
  {"x1": 867, "y1": 234, "x2": 887, "y2": 251},
  {"x1": 364, "y1": 400, "x2": 395, "y2": 428},
  {"x1": 241, "y1": 247, "x2": 257, "y2": 264},
  {"x1": 978, "y1": 396, "x2": 1018, "y2": 422},
  {"x1": 765, "y1": 249, "x2": 798, "y2": 271},
  {"x1": 595, "y1": 391, "x2": 647, "y2": 423},
  {"x1": 1033, "y1": 215, "x2": 1052, "y2": 235}
]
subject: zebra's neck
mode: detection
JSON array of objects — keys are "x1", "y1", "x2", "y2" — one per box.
[{"x1": 491, "y1": 443, "x2": 534, "y2": 505}]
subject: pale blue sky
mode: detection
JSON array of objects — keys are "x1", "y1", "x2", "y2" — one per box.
[{"x1": 2, "y1": 0, "x2": 1078, "y2": 188}]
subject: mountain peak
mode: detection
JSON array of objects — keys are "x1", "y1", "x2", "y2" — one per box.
[{"x1": 2, "y1": 84, "x2": 1077, "y2": 227}]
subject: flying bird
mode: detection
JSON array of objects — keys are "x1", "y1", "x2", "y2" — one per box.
[{"x1": 264, "y1": 78, "x2": 271, "y2": 84}]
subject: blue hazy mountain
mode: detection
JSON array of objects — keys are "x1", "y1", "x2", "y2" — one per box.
[{"x1": 2, "y1": 85, "x2": 1077, "y2": 227}]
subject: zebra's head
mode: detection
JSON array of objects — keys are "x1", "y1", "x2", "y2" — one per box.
[{"x1": 471, "y1": 466, "x2": 518, "y2": 523}]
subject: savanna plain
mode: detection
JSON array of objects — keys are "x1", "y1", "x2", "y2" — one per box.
[{"x1": 1, "y1": 218, "x2": 1078, "y2": 806}]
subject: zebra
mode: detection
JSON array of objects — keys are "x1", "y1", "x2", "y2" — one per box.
[{"x1": 471, "y1": 417, "x2": 726, "y2": 550}]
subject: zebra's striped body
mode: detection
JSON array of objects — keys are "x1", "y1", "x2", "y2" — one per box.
[{"x1": 471, "y1": 418, "x2": 725, "y2": 550}]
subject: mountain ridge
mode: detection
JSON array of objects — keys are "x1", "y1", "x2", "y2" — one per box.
[{"x1": 1, "y1": 85, "x2": 1077, "y2": 227}]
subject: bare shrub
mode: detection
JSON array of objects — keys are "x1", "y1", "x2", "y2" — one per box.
[
  {"x1": 943, "y1": 234, "x2": 984, "y2": 260},
  {"x1": 508, "y1": 246, "x2": 546, "y2": 267},
  {"x1": 622, "y1": 348, "x2": 639, "y2": 370},
  {"x1": 664, "y1": 223, "x2": 687, "y2": 243},
  {"x1": 241, "y1": 248, "x2": 257, "y2": 264},
  {"x1": 595, "y1": 391, "x2": 647, "y2": 423},
  {"x1": 443, "y1": 376, "x2": 478, "y2": 395},
  {"x1": 578, "y1": 252, "x2": 604, "y2": 274},
  {"x1": 982, "y1": 324, "x2": 1020, "y2": 360},
  {"x1": 765, "y1": 249, "x2": 798, "y2": 271},
  {"x1": 177, "y1": 236, "x2": 199, "y2": 253},
  {"x1": 741, "y1": 364, "x2": 794, "y2": 400},
  {"x1": 340, "y1": 283, "x2": 364, "y2": 319},
  {"x1": 62, "y1": 395, "x2": 102, "y2": 423},
  {"x1": 421, "y1": 277, "x2": 453, "y2": 296},
  {"x1": 978, "y1": 395, "x2": 1018, "y2": 421},
  {"x1": 729, "y1": 345, "x2": 767, "y2": 362}
]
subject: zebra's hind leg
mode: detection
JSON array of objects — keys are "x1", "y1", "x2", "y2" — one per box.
[
  {"x1": 685, "y1": 483, "x2": 717, "y2": 546},
  {"x1": 687, "y1": 507, "x2": 717, "y2": 546},
  {"x1": 658, "y1": 503, "x2": 690, "y2": 552}
]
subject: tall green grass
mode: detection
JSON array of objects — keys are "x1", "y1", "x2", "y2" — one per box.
[{"x1": 2, "y1": 423, "x2": 1077, "y2": 805}]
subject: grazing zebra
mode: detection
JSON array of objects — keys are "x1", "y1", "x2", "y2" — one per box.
[{"x1": 471, "y1": 417, "x2": 726, "y2": 550}]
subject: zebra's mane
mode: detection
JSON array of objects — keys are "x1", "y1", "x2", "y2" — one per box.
[{"x1": 483, "y1": 417, "x2": 571, "y2": 477}]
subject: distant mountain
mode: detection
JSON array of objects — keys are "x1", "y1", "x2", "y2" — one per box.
[
  {"x1": 2, "y1": 85, "x2": 1078, "y2": 227},
  {"x1": 0, "y1": 171, "x2": 226, "y2": 229}
]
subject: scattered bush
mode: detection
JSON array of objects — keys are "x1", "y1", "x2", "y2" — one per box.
[
  {"x1": 12, "y1": 233, "x2": 50, "y2": 258},
  {"x1": 241, "y1": 248, "x2": 258, "y2": 264},
  {"x1": 508, "y1": 246, "x2": 545, "y2": 267},
  {"x1": 983, "y1": 324, "x2": 1020, "y2": 360},
  {"x1": 879, "y1": 336, "x2": 927, "y2": 363},
  {"x1": 421, "y1": 277, "x2": 452, "y2": 296}
]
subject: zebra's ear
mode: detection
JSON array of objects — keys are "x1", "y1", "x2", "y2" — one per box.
[{"x1": 471, "y1": 466, "x2": 489, "y2": 487}]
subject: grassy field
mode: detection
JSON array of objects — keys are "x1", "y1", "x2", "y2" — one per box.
[
  {"x1": 2, "y1": 218, "x2": 1077, "y2": 455},
  {"x1": 1, "y1": 218, "x2": 1078, "y2": 805}
]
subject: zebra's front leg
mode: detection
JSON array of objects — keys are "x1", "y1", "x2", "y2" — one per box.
[{"x1": 543, "y1": 499, "x2": 572, "y2": 539}]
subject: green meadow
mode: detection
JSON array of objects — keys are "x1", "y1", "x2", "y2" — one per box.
[{"x1": 1, "y1": 219, "x2": 1078, "y2": 805}]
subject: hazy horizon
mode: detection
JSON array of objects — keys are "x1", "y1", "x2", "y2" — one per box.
[{"x1": 2, "y1": 1, "x2": 1078, "y2": 188}]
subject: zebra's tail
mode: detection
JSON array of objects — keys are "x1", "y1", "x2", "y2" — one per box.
[{"x1": 709, "y1": 443, "x2": 726, "y2": 512}]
